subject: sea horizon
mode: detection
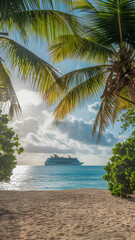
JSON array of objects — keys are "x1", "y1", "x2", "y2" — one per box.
[{"x1": 0, "y1": 165, "x2": 108, "y2": 191}]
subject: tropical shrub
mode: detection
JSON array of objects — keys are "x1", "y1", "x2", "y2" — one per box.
[
  {"x1": 103, "y1": 136, "x2": 135, "y2": 197},
  {"x1": 0, "y1": 110, "x2": 23, "y2": 181},
  {"x1": 118, "y1": 107, "x2": 135, "y2": 135}
]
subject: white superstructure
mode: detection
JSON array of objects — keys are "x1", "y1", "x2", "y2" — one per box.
[{"x1": 44, "y1": 154, "x2": 83, "y2": 166}]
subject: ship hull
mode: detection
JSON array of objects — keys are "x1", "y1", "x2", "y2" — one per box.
[{"x1": 44, "y1": 157, "x2": 83, "y2": 166}]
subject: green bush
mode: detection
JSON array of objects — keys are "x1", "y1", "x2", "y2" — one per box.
[
  {"x1": 0, "y1": 110, "x2": 24, "y2": 181},
  {"x1": 103, "y1": 136, "x2": 135, "y2": 197}
]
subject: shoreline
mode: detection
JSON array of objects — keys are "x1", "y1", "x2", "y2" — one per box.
[
  {"x1": 0, "y1": 189, "x2": 135, "y2": 240},
  {"x1": 0, "y1": 187, "x2": 108, "y2": 191}
]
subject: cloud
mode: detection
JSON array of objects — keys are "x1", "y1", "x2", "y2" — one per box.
[
  {"x1": 9, "y1": 96, "x2": 118, "y2": 165},
  {"x1": 25, "y1": 144, "x2": 76, "y2": 154},
  {"x1": 17, "y1": 89, "x2": 43, "y2": 107},
  {"x1": 11, "y1": 109, "x2": 117, "y2": 166},
  {"x1": 88, "y1": 102, "x2": 100, "y2": 114},
  {"x1": 10, "y1": 117, "x2": 41, "y2": 138},
  {"x1": 52, "y1": 118, "x2": 117, "y2": 146}
]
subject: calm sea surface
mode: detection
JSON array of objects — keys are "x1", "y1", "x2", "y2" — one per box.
[{"x1": 0, "y1": 165, "x2": 108, "y2": 191}]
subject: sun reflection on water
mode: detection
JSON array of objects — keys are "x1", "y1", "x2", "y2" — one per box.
[
  {"x1": 0, "y1": 166, "x2": 35, "y2": 190},
  {"x1": 0, "y1": 165, "x2": 107, "y2": 190}
]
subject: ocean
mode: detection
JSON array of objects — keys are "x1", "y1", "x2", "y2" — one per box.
[{"x1": 0, "y1": 165, "x2": 108, "y2": 191}]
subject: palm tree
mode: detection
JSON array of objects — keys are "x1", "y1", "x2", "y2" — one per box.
[
  {"x1": 46, "y1": 0, "x2": 135, "y2": 139},
  {"x1": 0, "y1": 0, "x2": 81, "y2": 119}
]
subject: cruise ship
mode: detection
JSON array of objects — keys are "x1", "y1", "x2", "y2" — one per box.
[{"x1": 44, "y1": 154, "x2": 83, "y2": 166}]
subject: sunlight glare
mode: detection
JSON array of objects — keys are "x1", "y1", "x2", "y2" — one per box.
[{"x1": 17, "y1": 89, "x2": 43, "y2": 107}]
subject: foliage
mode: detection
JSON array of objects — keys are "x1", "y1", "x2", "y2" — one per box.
[
  {"x1": 103, "y1": 107, "x2": 135, "y2": 197},
  {"x1": 0, "y1": 0, "x2": 78, "y2": 119},
  {"x1": 103, "y1": 136, "x2": 135, "y2": 197},
  {"x1": 1, "y1": 0, "x2": 135, "y2": 140},
  {"x1": 118, "y1": 107, "x2": 135, "y2": 134},
  {"x1": 0, "y1": 110, "x2": 23, "y2": 181},
  {"x1": 46, "y1": 0, "x2": 135, "y2": 139}
]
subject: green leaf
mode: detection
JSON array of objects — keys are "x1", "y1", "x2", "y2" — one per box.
[
  {"x1": 0, "y1": 60, "x2": 22, "y2": 120},
  {"x1": 52, "y1": 66, "x2": 106, "y2": 120},
  {"x1": 49, "y1": 34, "x2": 114, "y2": 64},
  {"x1": 0, "y1": 37, "x2": 61, "y2": 101}
]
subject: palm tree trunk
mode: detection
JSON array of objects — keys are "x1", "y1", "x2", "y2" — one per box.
[{"x1": 126, "y1": 80, "x2": 135, "y2": 110}]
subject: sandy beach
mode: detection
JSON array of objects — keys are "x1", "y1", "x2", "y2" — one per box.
[{"x1": 0, "y1": 189, "x2": 135, "y2": 240}]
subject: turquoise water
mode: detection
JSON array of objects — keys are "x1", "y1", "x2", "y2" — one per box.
[{"x1": 0, "y1": 165, "x2": 108, "y2": 190}]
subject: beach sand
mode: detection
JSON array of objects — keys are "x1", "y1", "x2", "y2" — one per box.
[{"x1": 0, "y1": 189, "x2": 135, "y2": 240}]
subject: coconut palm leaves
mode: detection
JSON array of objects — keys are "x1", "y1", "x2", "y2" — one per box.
[
  {"x1": 0, "y1": 37, "x2": 61, "y2": 95},
  {"x1": 46, "y1": 0, "x2": 135, "y2": 139},
  {"x1": 52, "y1": 66, "x2": 106, "y2": 120},
  {"x1": 0, "y1": 60, "x2": 21, "y2": 119},
  {"x1": 0, "y1": 38, "x2": 60, "y2": 118},
  {"x1": 1, "y1": 10, "x2": 84, "y2": 42},
  {"x1": 0, "y1": 0, "x2": 85, "y2": 118},
  {"x1": 73, "y1": 0, "x2": 135, "y2": 46},
  {"x1": 46, "y1": 65, "x2": 106, "y2": 105},
  {"x1": 49, "y1": 35, "x2": 114, "y2": 63},
  {"x1": 0, "y1": 0, "x2": 52, "y2": 39}
]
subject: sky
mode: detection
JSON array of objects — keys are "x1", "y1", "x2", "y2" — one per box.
[{"x1": 4, "y1": 10, "x2": 128, "y2": 166}]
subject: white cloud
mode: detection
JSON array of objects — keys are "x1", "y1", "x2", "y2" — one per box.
[
  {"x1": 54, "y1": 119, "x2": 117, "y2": 146},
  {"x1": 17, "y1": 89, "x2": 43, "y2": 107},
  {"x1": 88, "y1": 102, "x2": 101, "y2": 114},
  {"x1": 12, "y1": 108, "x2": 118, "y2": 165},
  {"x1": 10, "y1": 117, "x2": 41, "y2": 138}
]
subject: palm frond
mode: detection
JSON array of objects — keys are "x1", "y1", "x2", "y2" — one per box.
[
  {"x1": 92, "y1": 95, "x2": 120, "y2": 141},
  {"x1": 0, "y1": 0, "x2": 39, "y2": 12},
  {"x1": 71, "y1": 0, "x2": 135, "y2": 47},
  {"x1": 0, "y1": 60, "x2": 22, "y2": 120},
  {"x1": 72, "y1": 0, "x2": 97, "y2": 12},
  {"x1": 30, "y1": 10, "x2": 85, "y2": 41},
  {"x1": 0, "y1": 37, "x2": 62, "y2": 98},
  {"x1": 0, "y1": 1, "x2": 48, "y2": 41},
  {"x1": 0, "y1": 2, "x2": 82, "y2": 41},
  {"x1": 92, "y1": 87, "x2": 131, "y2": 140},
  {"x1": 46, "y1": 65, "x2": 106, "y2": 105},
  {"x1": 49, "y1": 34, "x2": 114, "y2": 64},
  {"x1": 0, "y1": 9, "x2": 84, "y2": 42},
  {"x1": 52, "y1": 68, "x2": 106, "y2": 120}
]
